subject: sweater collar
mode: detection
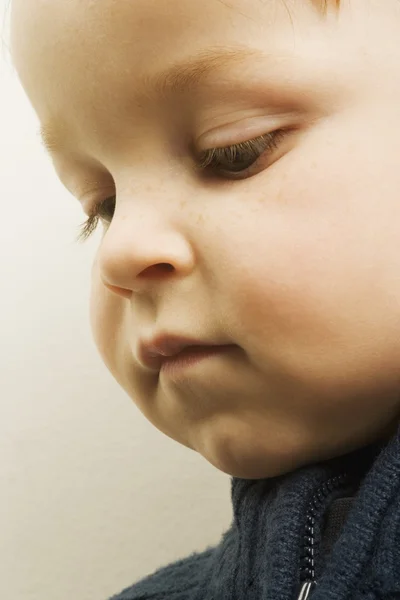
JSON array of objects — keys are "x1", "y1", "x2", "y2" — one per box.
[{"x1": 221, "y1": 425, "x2": 400, "y2": 600}]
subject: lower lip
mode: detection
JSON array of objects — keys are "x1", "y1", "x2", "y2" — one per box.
[{"x1": 160, "y1": 345, "x2": 234, "y2": 376}]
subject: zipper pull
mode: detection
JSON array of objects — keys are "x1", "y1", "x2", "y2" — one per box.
[{"x1": 297, "y1": 581, "x2": 316, "y2": 600}]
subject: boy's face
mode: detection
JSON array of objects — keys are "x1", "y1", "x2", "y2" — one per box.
[{"x1": 10, "y1": 0, "x2": 400, "y2": 479}]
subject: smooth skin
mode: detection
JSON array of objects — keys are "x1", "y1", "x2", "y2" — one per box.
[{"x1": 10, "y1": 0, "x2": 400, "y2": 479}]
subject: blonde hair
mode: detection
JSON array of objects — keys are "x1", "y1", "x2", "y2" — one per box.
[{"x1": 310, "y1": 0, "x2": 341, "y2": 14}]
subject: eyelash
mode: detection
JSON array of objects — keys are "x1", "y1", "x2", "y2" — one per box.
[{"x1": 76, "y1": 128, "x2": 289, "y2": 243}]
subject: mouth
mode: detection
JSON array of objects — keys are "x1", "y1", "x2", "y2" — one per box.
[
  {"x1": 159, "y1": 344, "x2": 235, "y2": 376},
  {"x1": 137, "y1": 334, "x2": 234, "y2": 372}
]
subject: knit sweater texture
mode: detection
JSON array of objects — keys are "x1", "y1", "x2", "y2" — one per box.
[{"x1": 110, "y1": 424, "x2": 400, "y2": 600}]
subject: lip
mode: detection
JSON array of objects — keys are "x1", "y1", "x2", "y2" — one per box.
[
  {"x1": 137, "y1": 334, "x2": 230, "y2": 371},
  {"x1": 160, "y1": 345, "x2": 234, "y2": 377}
]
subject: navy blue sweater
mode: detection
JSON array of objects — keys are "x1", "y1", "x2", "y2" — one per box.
[{"x1": 110, "y1": 425, "x2": 400, "y2": 600}]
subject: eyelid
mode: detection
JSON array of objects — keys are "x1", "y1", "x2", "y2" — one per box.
[
  {"x1": 80, "y1": 186, "x2": 116, "y2": 215},
  {"x1": 196, "y1": 113, "x2": 298, "y2": 151},
  {"x1": 197, "y1": 129, "x2": 290, "y2": 179}
]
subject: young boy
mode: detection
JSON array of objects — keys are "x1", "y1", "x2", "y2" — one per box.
[{"x1": 8, "y1": 0, "x2": 400, "y2": 598}]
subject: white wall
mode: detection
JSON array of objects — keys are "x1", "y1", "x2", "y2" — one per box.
[{"x1": 0, "y1": 7, "x2": 232, "y2": 600}]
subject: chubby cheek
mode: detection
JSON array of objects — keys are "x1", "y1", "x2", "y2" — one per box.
[
  {"x1": 225, "y1": 227, "x2": 340, "y2": 366},
  {"x1": 216, "y1": 152, "x2": 400, "y2": 394},
  {"x1": 89, "y1": 256, "x2": 123, "y2": 377},
  {"x1": 89, "y1": 257, "x2": 158, "y2": 414}
]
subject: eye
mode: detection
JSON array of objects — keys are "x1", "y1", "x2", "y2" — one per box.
[
  {"x1": 76, "y1": 129, "x2": 290, "y2": 243},
  {"x1": 76, "y1": 195, "x2": 116, "y2": 243},
  {"x1": 196, "y1": 128, "x2": 290, "y2": 180}
]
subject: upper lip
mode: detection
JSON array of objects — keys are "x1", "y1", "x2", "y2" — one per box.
[{"x1": 137, "y1": 334, "x2": 225, "y2": 371}]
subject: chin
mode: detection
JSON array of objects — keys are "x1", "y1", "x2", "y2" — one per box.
[
  {"x1": 211, "y1": 459, "x2": 296, "y2": 480},
  {"x1": 196, "y1": 424, "x2": 312, "y2": 480}
]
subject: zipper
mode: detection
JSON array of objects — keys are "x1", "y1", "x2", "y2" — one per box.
[{"x1": 296, "y1": 471, "x2": 352, "y2": 600}]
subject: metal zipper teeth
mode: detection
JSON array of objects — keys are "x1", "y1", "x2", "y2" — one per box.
[{"x1": 296, "y1": 471, "x2": 351, "y2": 600}]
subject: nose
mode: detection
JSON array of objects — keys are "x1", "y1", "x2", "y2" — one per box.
[{"x1": 97, "y1": 209, "x2": 195, "y2": 298}]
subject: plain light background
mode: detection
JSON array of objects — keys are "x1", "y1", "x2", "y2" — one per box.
[{"x1": 1, "y1": 4, "x2": 232, "y2": 599}]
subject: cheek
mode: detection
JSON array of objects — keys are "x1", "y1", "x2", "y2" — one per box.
[
  {"x1": 89, "y1": 261, "x2": 107, "y2": 361},
  {"x1": 89, "y1": 256, "x2": 122, "y2": 372},
  {"x1": 215, "y1": 134, "x2": 400, "y2": 375}
]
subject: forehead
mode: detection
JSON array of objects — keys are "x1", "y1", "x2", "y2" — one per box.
[
  {"x1": 10, "y1": 0, "x2": 327, "y2": 91},
  {"x1": 37, "y1": 46, "x2": 272, "y2": 156},
  {"x1": 10, "y1": 0, "x2": 329, "y2": 159}
]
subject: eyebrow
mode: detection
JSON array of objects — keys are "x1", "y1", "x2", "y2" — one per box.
[{"x1": 38, "y1": 45, "x2": 266, "y2": 156}]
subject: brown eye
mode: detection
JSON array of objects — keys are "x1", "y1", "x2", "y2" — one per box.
[{"x1": 197, "y1": 129, "x2": 289, "y2": 179}]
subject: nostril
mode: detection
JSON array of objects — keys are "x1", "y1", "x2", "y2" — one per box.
[
  {"x1": 160, "y1": 263, "x2": 174, "y2": 271},
  {"x1": 137, "y1": 263, "x2": 175, "y2": 281},
  {"x1": 143, "y1": 263, "x2": 174, "y2": 276}
]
